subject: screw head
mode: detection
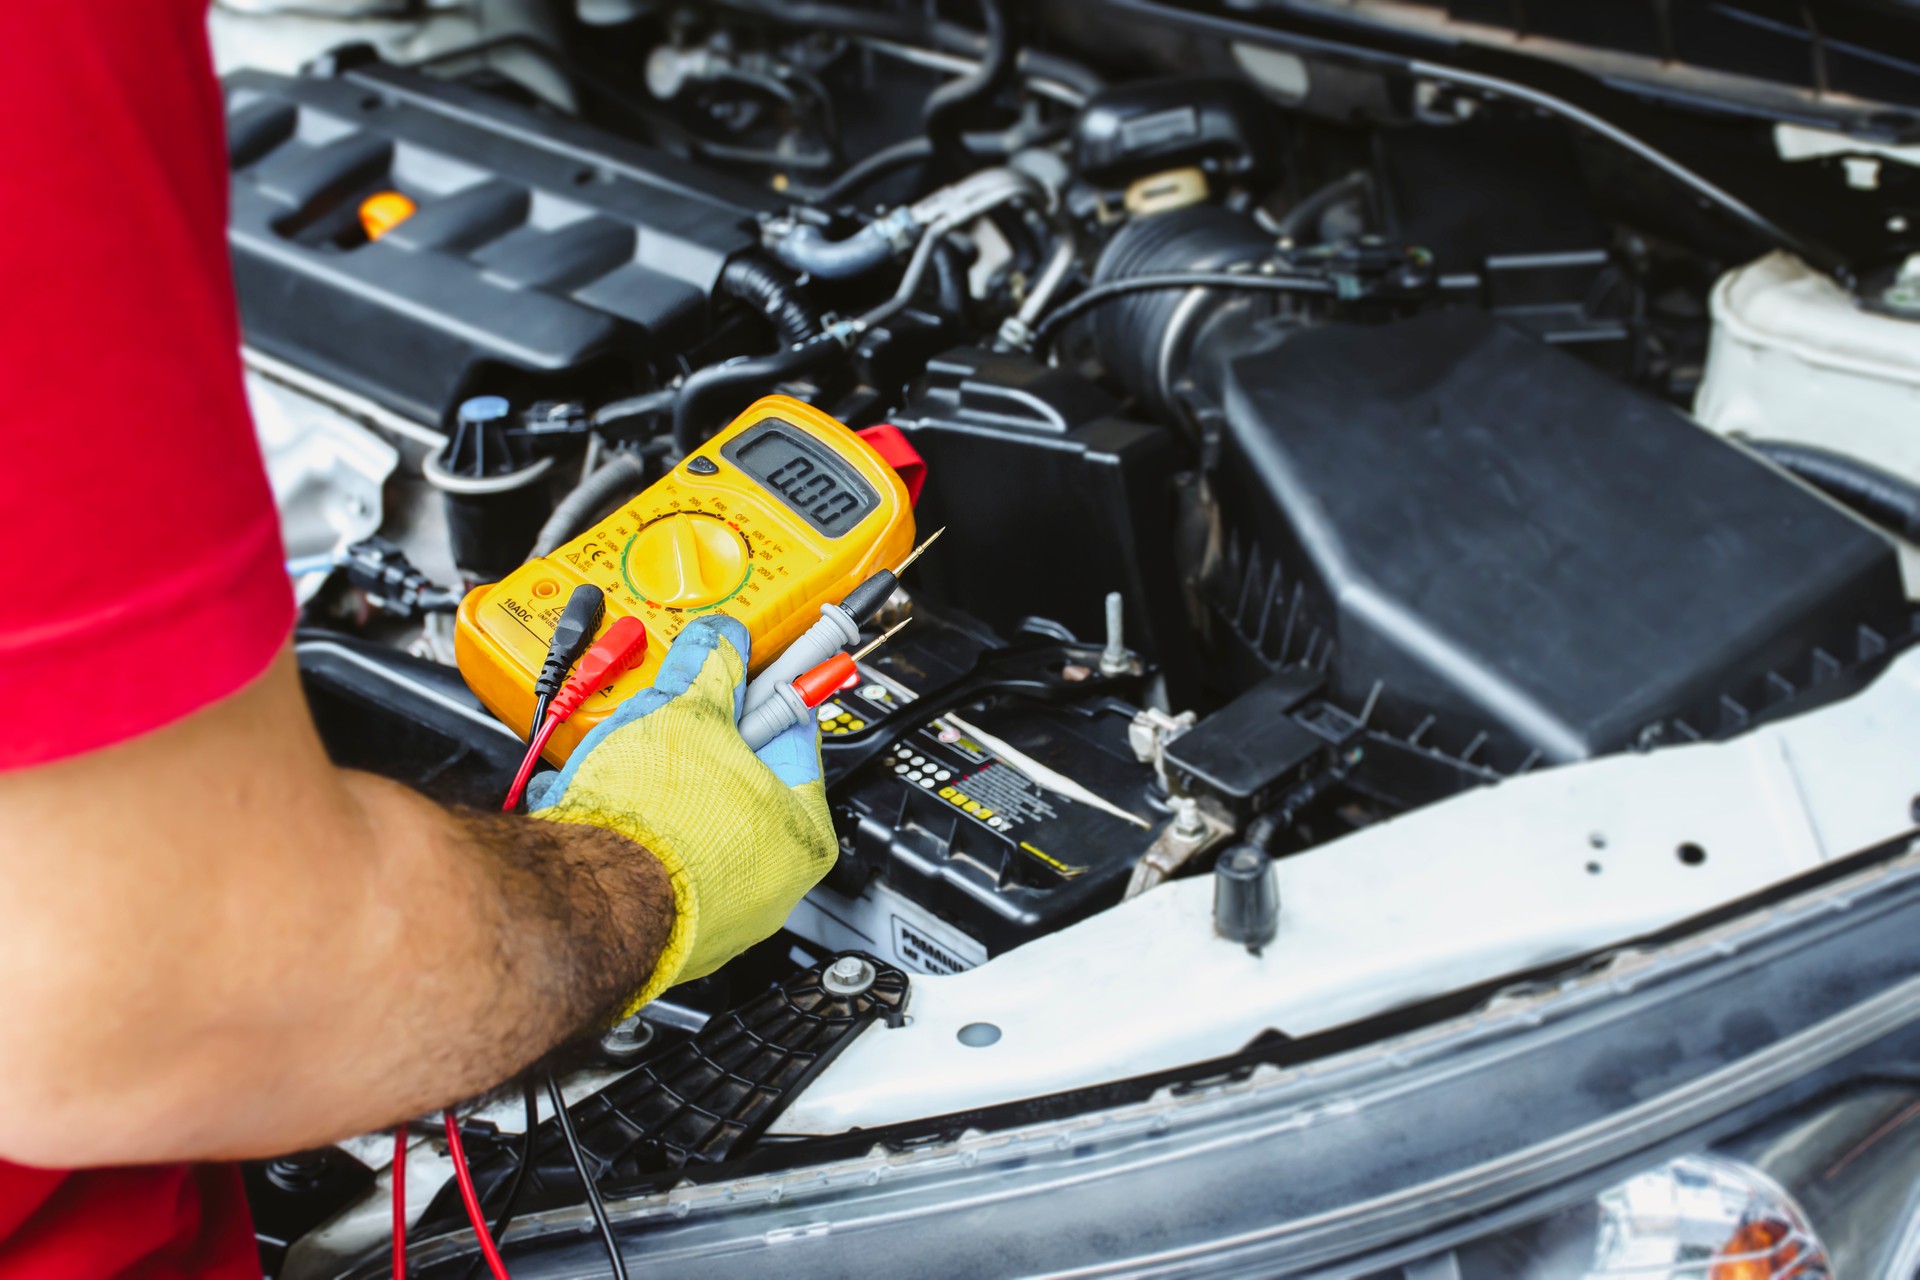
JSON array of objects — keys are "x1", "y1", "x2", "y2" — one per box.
[
  {"x1": 1171, "y1": 797, "x2": 1206, "y2": 841},
  {"x1": 822, "y1": 955, "x2": 877, "y2": 996},
  {"x1": 599, "y1": 1013, "x2": 656, "y2": 1061}
]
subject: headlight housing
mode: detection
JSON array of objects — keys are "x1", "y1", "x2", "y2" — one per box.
[
  {"x1": 1392, "y1": 1084, "x2": 1920, "y2": 1280},
  {"x1": 1591, "y1": 1156, "x2": 1824, "y2": 1280}
]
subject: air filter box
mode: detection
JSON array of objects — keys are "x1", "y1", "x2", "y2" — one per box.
[{"x1": 1203, "y1": 311, "x2": 1909, "y2": 780}]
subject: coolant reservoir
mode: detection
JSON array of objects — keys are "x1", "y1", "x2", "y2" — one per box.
[{"x1": 1696, "y1": 251, "x2": 1920, "y2": 592}]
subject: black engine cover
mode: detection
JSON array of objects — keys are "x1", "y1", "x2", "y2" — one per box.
[
  {"x1": 224, "y1": 61, "x2": 773, "y2": 424},
  {"x1": 1202, "y1": 311, "x2": 1909, "y2": 777}
]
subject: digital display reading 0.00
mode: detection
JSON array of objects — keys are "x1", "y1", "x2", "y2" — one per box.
[{"x1": 724, "y1": 422, "x2": 880, "y2": 536}]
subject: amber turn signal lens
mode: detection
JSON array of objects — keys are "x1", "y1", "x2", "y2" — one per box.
[{"x1": 1710, "y1": 1218, "x2": 1812, "y2": 1280}]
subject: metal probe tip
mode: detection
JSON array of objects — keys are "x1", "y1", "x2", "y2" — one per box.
[
  {"x1": 850, "y1": 617, "x2": 911, "y2": 663},
  {"x1": 890, "y1": 527, "x2": 946, "y2": 577}
]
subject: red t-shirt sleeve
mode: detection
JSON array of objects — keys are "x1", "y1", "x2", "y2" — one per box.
[
  {"x1": 0, "y1": 5, "x2": 284, "y2": 1276},
  {"x1": 0, "y1": 0, "x2": 294, "y2": 772},
  {"x1": 0, "y1": 1162, "x2": 260, "y2": 1279}
]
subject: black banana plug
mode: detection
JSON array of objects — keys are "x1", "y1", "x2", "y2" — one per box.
[{"x1": 531, "y1": 584, "x2": 606, "y2": 735}]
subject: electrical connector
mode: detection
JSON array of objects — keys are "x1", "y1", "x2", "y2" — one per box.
[
  {"x1": 340, "y1": 536, "x2": 463, "y2": 618},
  {"x1": 503, "y1": 616, "x2": 650, "y2": 812},
  {"x1": 533, "y1": 585, "x2": 606, "y2": 732},
  {"x1": 547, "y1": 616, "x2": 649, "y2": 722}
]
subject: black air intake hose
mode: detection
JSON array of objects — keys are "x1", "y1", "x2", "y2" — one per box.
[
  {"x1": 1748, "y1": 439, "x2": 1920, "y2": 542},
  {"x1": 531, "y1": 448, "x2": 654, "y2": 559},
  {"x1": 672, "y1": 335, "x2": 846, "y2": 455},
  {"x1": 923, "y1": 0, "x2": 1013, "y2": 171},
  {"x1": 1087, "y1": 205, "x2": 1277, "y2": 419},
  {"x1": 719, "y1": 255, "x2": 820, "y2": 347},
  {"x1": 667, "y1": 257, "x2": 834, "y2": 454},
  {"x1": 764, "y1": 221, "x2": 900, "y2": 280}
]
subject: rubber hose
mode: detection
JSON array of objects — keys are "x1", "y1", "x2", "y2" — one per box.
[
  {"x1": 809, "y1": 137, "x2": 935, "y2": 205},
  {"x1": 719, "y1": 255, "x2": 820, "y2": 346},
  {"x1": 930, "y1": 21, "x2": 1105, "y2": 100},
  {"x1": 591, "y1": 387, "x2": 677, "y2": 429},
  {"x1": 1748, "y1": 439, "x2": 1920, "y2": 542},
  {"x1": 1086, "y1": 205, "x2": 1277, "y2": 415},
  {"x1": 763, "y1": 221, "x2": 897, "y2": 280},
  {"x1": 713, "y1": 0, "x2": 921, "y2": 42},
  {"x1": 531, "y1": 449, "x2": 651, "y2": 558},
  {"x1": 922, "y1": 0, "x2": 1013, "y2": 169},
  {"x1": 704, "y1": 1, "x2": 1102, "y2": 101},
  {"x1": 931, "y1": 237, "x2": 970, "y2": 316},
  {"x1": 1275, "y1": 170, "x2": 1370, "y2": 242},
  {"x1": 672, "y1": 336, "x2": 847, "y2": 455},
  {"x1": 1014, "y1": 220, "x2": 1077, "y2": 330}
]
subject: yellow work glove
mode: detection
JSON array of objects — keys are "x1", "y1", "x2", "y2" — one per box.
[{"x1": 522, "y1": 616, "x2": 837, "y2": 1012}]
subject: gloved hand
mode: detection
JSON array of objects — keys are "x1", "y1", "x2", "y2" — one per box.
[{"x1": 523, "y1": 616, "x2": 836, "y2": 1012}]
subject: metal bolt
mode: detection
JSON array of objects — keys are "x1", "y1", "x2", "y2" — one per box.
[
  {"x1": 1171, "y1": 796, "x2": 1206, "y2": 841},
  {"x1": 599, "y1": 1013, "x2": 656, "y2": 1061},
  {"x1": 1127, "y1": 711, "x2": 1161, "y2": 764},
  {"x1": 1099, "y1": 592, "x2": 1132, "y2": 676},
  {"x1": 822, "y1": 954, "x2": 877, "y2": 996}
]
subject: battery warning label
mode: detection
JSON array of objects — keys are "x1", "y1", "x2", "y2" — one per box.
[
  {"x1": 891, "y1": 917, "x2": 977, "y2": 975},
  {"x1": 825, "y1": 668, "x2": 1098, "y2": 880}
]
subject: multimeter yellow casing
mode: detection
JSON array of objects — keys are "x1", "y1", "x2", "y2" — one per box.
[{"x1": 455, "y1": 395, "x2": 915, "y2": 763}]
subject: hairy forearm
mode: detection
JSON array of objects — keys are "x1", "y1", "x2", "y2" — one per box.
[
  {"x1": 324, "y1": 771, "x2": 677, "y2": 1134},
  {"x1": 422, "y1": 797, "x2": 674, "y2": 1053},
  {"x1": 0, "y1": 649, "x2": 673, "y2": 1166}
]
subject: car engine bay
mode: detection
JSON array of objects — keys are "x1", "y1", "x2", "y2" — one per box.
[{"x1": 209, "y1": 1, "x2": 1920, "y2": 1273}]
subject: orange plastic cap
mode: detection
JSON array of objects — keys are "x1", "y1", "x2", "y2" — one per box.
[{"x1": 359, "y1": 191, "x2": 417, "y2": 241}]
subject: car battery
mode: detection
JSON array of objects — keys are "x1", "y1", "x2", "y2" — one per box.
[{"x1": 787, "y1": 615, "x2": 1166, "y2": 975}]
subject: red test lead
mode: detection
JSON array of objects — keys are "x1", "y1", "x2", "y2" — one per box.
[
  {"x1": 736, "y1": 618, "x2": 909, "y2": 751},
  {"x1": 443, "y1": 1111, "x2": 512, "y2": 1280},
  {"x1": 502, "y1": 616, "x2": 649, "y2": 811}
]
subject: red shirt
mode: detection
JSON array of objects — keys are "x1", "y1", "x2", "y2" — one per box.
[{"x1": 0, "y1": 1, "x2": 292, "y2": 1274}]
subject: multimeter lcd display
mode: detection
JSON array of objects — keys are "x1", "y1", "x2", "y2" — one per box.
[{"x1": 723, "y1": 421, "x2": 880, "y2": 536}]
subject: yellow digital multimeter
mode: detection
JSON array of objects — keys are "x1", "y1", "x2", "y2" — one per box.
[{"x1": 455, "y1": 395, "x2": 916, "y2": 762}]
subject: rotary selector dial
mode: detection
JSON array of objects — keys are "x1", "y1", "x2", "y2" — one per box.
[{"x1": 623, "y1": 512, "x2": 750, "y2": 609}]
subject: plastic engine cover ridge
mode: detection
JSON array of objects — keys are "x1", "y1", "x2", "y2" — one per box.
[
  {"x1": 224, "y1": 61, "x2": 775, "y2": 425},
  {"x1": 1205, "y1": 311, "x2": 1910, "y2": 777}
]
